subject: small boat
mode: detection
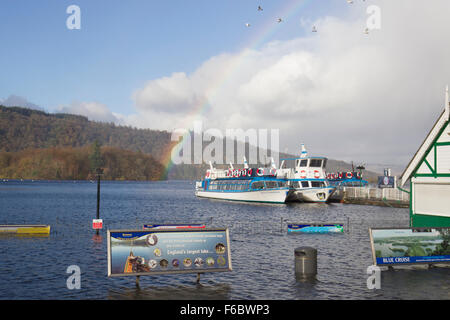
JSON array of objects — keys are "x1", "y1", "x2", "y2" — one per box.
[
  {"x1": 277, "y1": 144, "x2": 336, "y2": 203},
  {"x1": 0, "y1": 225, "x2": 50, "y2": 235},
  {"x1": 288, "y1": 223, "x2": 344, "y2": 234},
  {"x1": 124, "y1": 255, "x2": 134, "y2": 273},
  {"x1": 195, "y1": 160, "x2": 293, "y2": 204}
]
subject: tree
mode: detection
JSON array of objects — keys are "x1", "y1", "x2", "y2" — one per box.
[{"x1": 89, "y1": 140, "x2": 104, "y2": 172}]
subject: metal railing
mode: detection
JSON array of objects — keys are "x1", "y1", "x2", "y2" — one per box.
[{"x1": 343, "y1": 187, "x2": 409, "y2": 202}]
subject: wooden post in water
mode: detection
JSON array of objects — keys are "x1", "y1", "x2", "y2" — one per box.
[{"x1": 136, "y1": 276, "x2": 140, "y2": 288}]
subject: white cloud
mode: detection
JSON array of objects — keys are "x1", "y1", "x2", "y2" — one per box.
[
  {"x1": 1, "y1": 95, "x2": 44, "y2": 111},
  {"x1": 122, "y1": 0, "x2": 450, "y2": 167},
  {"x1": 57, "y1": 101, "x2": 122, "y2": 124}
]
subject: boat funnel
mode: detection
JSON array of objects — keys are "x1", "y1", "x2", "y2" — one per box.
[
  {"x1": 300, "y1": 144, "x2": 308, "y2": 159},
  {"x1": 243, "y1": 156, "x2": 249, "y2": 169},
  {"x1": 270, "y1": 157, "x2": 277, "y2": 169}
]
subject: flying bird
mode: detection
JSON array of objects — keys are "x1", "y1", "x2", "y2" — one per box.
[
  {"x1": 312, "y1": 25, "x2": 317, "y2": 32},
  {"x1": 277, "y1": 18, "x2": 283, "y2": 23},
  {"x1": 347, "y1": 0, "x2": 353, "y2": 4},
  {"x1": 245, "y1": 23, "x2": 251, "y2": 27},
  {"x1": 258, "y1": 6, "x2": 263, "y2": 11}
]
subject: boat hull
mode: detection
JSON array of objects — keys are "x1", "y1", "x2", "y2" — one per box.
[
  {"x1": 195, "y1": 189, "x2": 290, "y2": 204},
  {"x1": 287, "y1": 187, "x2": 335, "y2": 203}
]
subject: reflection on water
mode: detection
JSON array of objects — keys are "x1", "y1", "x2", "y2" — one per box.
[
  {"x1": 108, "y1": 283, "x2": 231, "y2": 300},
  {"x1": 380, "y1": 267, "x2": 450, "y2": 299}
]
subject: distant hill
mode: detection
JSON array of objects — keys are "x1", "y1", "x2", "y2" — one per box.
[
  {"x1": 0, "y1": 105, "x2": 174, "y2": 160},
  {"x1": 0, "y1": 146, "x2": 165, "y2": 181},
  {"x1": 0, "y1": 105, "x2": 379, "y2": 182}
]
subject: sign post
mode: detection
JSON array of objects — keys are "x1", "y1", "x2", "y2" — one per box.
[
  {"x1": 369, "y1": 227, "x2": 450, "y2": 267},
  {"x1": 107, "y1": 228, "x2": 232, "y2": 284},
  {"x1": 95, "y1": 168, "x2": 103, "y2": 235}
]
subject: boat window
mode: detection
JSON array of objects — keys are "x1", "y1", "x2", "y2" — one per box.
[
  {"x1": 251, "y1": 181, "x2": 265, "y2": 190},
  {"x1": 278, "y1": 181, "x2": 287, "y2": 188},
  {"x1": 322, "y1": 159, "x2": 327, "y2": 168},
  {"x1": 309, "y1": 159, "x2": 322, "y2": 167},
  {"x1": 301, "y1": 181, "x2": 309, "y2": 188},
  {"x1": 300, "y1": 160, "x2": 308, "y2": 167},
  {"x1": 311, "y1": 181, "x2": 325, "y2": 188},
  {"x1": 265, "y1": 181, "x2": 278, "y2": 189}
]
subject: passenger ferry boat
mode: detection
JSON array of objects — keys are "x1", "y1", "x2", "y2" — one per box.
[
  {"x1": 195, "y1": 160, "x2": 293, "y2": 204},
  {"x1": 276, "y1": 144, "x2": 336, "y2": 203},
  {"x1": 326, "y1": 171, "x2": 368, "y2": 187},
  {"x1": 326, "y1": 170, "x2": 368, "y2": 202}
]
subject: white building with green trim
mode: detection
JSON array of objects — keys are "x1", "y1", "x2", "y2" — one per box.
[{"x1": 400, "y1": 87, "x2": 450, "y2": 227}]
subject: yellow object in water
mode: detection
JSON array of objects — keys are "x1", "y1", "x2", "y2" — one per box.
[{"x1": 0, "y1": 225, "x2": 51, "y2": 235}]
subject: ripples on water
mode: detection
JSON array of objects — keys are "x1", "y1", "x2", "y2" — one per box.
[{"x1": 0, "y1": 180, "x2": 448, "y2": 300}]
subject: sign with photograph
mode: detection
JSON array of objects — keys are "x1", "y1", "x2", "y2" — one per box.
[
  {"x1": 369, "y1": 227, "x2": 450, "y2": 265},
  {"x1": 107, "y1": 228, "x2": 231, "y2": 277},
  {"x1": 377, "y1": 176, "x2": 396, "y2": 188}
]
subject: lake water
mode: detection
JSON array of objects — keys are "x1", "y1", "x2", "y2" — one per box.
[{"x1": 0, "y1": 180, "x2": 448, "y2": 300}]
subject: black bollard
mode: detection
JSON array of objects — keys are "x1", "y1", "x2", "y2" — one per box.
[{"x1": 294, "y1": 247, "x2": 317, "y2": 280}]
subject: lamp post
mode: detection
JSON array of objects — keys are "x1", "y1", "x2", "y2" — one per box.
[{"x1": 95, "y1": 167, "x2": 104, "y2": 235}]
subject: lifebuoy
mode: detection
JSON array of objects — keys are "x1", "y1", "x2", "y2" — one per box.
[
  {"x1": 338, "y1": 172, "x2": 343, "y2": 179},
  {"x1": 248, "y1": 168, "x2": 253, "y2": 176},
  {"x1": 300, "y1": 170, "x2": 306, "y2": 178},
  {"x1": 257, "y1": 168, "x2": 264, "y2": 176},
  {"x1": 314, "y1": 170, "x2": 320, "y2": 179},
  {"x1": 346, "y1": 172, "x2": 353, "y2": 179}
]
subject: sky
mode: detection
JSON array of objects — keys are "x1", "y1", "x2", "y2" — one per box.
[{"x1": 1, "y1": 0, "x2": 450, "y2": 171}]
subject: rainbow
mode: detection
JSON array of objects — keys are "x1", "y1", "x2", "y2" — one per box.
[{"x1": 159, "y1": 0, "x2": 313, "y2": 179}]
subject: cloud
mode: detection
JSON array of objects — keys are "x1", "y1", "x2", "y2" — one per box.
[
  {"x1": 123, "y1": 0, "x2": 450, "y2": 166},
  {"x1": 57, "y1": 101, "x2": 123, "y2": 124},
  {"x1": 1, "y1": 95, "x2": 44, "y2": 111}
]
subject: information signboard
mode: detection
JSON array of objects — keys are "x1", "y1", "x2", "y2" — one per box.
[
  {"x1": 92, "y1": 219, "x2": 103, "y2": 230},
  {"x1": 107, "y1": 228, "x2": 232, "y2": 277},
  {"x1": 369, "y1": 227, "x2": 450, "y2": 266},
  {"x1": 377, "y1": 176, "x2": 396, "y2": 188}
]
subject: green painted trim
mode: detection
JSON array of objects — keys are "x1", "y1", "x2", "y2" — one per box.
[
  {"x1": 423, "y1": 158, "x2": 435, "y2": 174},
  {"x1": 412, "y1": 120, "x2": 449, "y2": 178},
  {"x1": 434, "y1": 144, "x2": 437, "y2": 177},
  {"x1": 409, "y1": 181, "x2": 413, "y2": 227},
  {"x1": 412, "y1": 213, "x2": 450, "y2": 228},
  {"x1": 435, "y1": 141, "x2": 450, "y2": 146},
  {"x1": 397, "y1": 186, "x2": 410, "y2": 194},
  {"x1": 414, "y1": 173, "x2": 450, "y2": 177}
]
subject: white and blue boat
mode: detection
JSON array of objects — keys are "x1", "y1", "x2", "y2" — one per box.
[
  {"x1": 195, "y1": 161, "x2": 293, "y2": 204},
  {"x1": 326, "y1": 171, "x2": 368, "y2": 187},
  {"x1": 277, "y1": 144, "x2": 336, "y2": 203}
]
